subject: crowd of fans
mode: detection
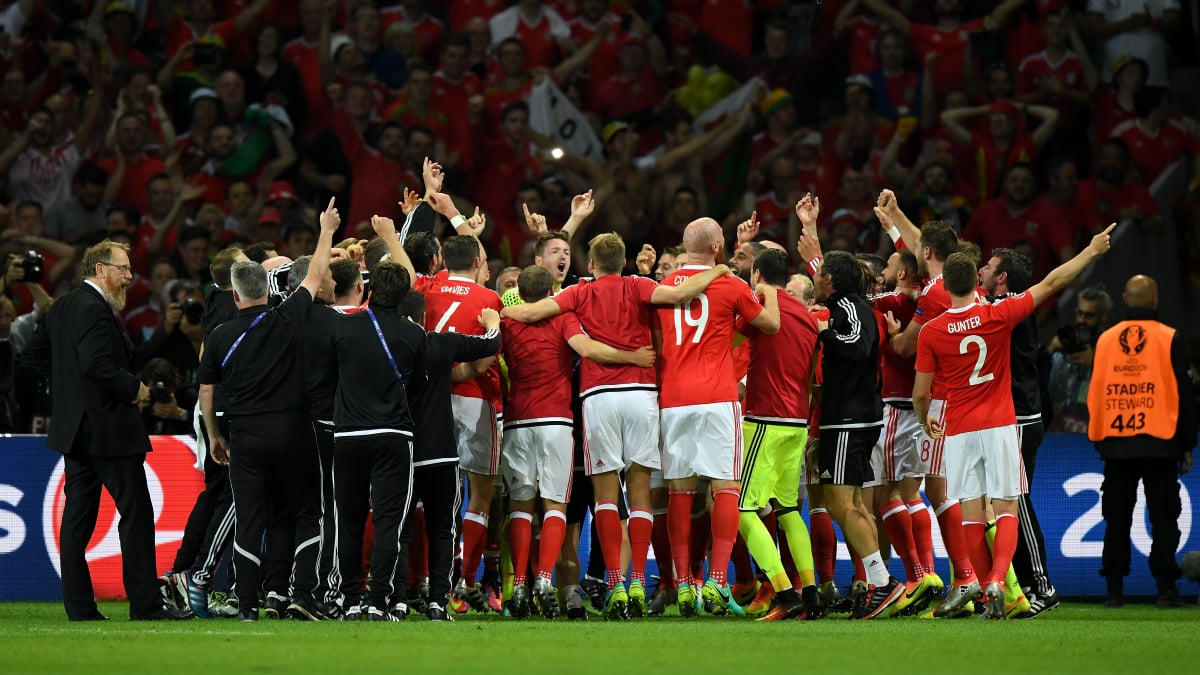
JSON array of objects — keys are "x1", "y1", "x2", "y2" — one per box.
[{"x1": 0, "y1": 0, "x2": 1197, "y2": 433}]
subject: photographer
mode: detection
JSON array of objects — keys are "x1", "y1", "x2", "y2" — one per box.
[
  {"x1": 139, "y1": 357, "x2": 196, "y2": 436},
  {"x1": 1045, "y1": 286, "x2": 1112, "y2": 433},
  {"x1": 134, "y1": 279, "x2": 205, "y2": 376}
]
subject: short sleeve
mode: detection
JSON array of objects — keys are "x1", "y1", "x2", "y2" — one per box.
[
  {"x1": 997, "y1": 292, "x2": 1035, "y2": 328},
  {"x1": 915, "y1": 326, "x2": 937, "y2": 373},
  {"x1": 552, "y1": 283, "x2": 580, "y2": 313},
  {"x1": 277, "y1": 287, "x2": 313, "y2": 324},
  {"x1": 732, "y1": 282, "x2": 764, "y2": 323},
  {"x1": 558, "y1": 313, "x2": 585, "y2": 341},
  {"x1": 547, "y1": 10, "x2": 571, "y2": 39},
  {"x1": 198, "y1": 330, "x2": 224, "y2": 385},
  {"x1": 633, "y1": 276, "x2": 657, "y2": 305},
  {"x1": 913, "y1": 290, "x2": 942, "y2": 326}
]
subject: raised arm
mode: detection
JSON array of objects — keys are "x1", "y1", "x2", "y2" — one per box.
[
  {"x1": 560, "y1": 189, "x2": 594, "y2": 242},
  {"x1": 1027, "y1": 223, "x2": 1115, "y2": 306},
  {"x1": 568, "y1": 334, "x2": 656, "y2": 367},
  {"x1": 500, "y1": 296, "x2": 562, "y2": 323},
  {"x1": 860, "y1": 0, "x2": 911, "y2": 34},
  {"x1": 939, "y1": 105, "x2": 985, "y2": 146},
  {"x1": 262, "y1": 120, "x2": 298, "y2": 180},
  {"x1": 748, "y1": 283, "x2": 780, "y2": 334},
  {"x1": 649, "y1": 264, "x2": 733, "y2": 305},
  {"x1": 371, "y1": 214, "x2": 416, "y2": 282},
  {"x1": 1025, "y1": 103, "x2": 1060, "y2": 149},
  {"x1": 299, "y1": 197, "x2": 340, "y2": 298},
  {"x1": 877, "y1": 189, "x2": 921, "y2": 251}
]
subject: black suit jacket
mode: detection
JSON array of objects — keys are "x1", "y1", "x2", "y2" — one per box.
[{"x1": 25, "y1": 282, "x2": 152, "y2": 457}]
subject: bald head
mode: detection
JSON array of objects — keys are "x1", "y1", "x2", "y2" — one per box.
[
  {"x1": 681, "y1": 217, "x2": 723, "y2": 264},
  {"x1": 1123, "y1": 274, "x2": 1158, "y2": 309}
]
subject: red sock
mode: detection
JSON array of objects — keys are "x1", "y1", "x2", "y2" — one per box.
[
  {"x1": 935, "y1": 501, "x2": 975, "y2": 582},
  {"x1": 537, "y1": 511, "x2": 566, "y2": 580},
  {"x1": 907, "y1": 500, "x2": 935, "y2": 574},
  {"x1": 880, "y1": 499, "x2": 921, "y2": 582},
  {"x1": 851, "y1": 549, "x2": 865, "y2": 584},
  {"x1": 628, "y1": 510, "x2": 653, "y2": 584},
  {"x1": 731, "y1": 533, "x2": 755, "y2": 585},
  {"x1": 963, "y1": 521, "x2": 992, "y2": 583},
  {"x1": 595, "y1": 501, "x2": 624, "y2": 588},
  {"x1": 650, "y1": 509, "x2": 674, "y2": 588},
  {"x1": 461, "y1": 510, "x2": 489, "y2": 587},
  {"x1": 508, "y1": 512, "x2": 532, "y2": 587},
  {"x1": 690, "y1": 508, "x2": 710, "y2": 582},
  {"x1": 779, "y1": 528, "x2": 801, "y2": 588},
  {"x1": 668, "y1": 491, "x2": 695, "y2": 586},
  {"x1": 810, "y1": 508, "x2": 836, "y2": 585},
  {"x1": 989, "y1": 513, "x2": 1019, "y2": 586},
  {"x1": 708, "y1": 489, "x2": 740, "y2": 587}
]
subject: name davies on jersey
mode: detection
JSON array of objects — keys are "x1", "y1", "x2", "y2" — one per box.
[
  {"x1": 947, "y1": 315, "x2": 982, "y2": 334},
  {"x1": 439, "y1": 285, "x2": 472, "y2": 295}
]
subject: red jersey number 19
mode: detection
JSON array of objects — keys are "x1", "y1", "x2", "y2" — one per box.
[
  {"x1": 959, "y1": 335, "x2": 994, "y2": 386},
  {"x1": 674, "y1": 293, "x2": 709, "y2": 345}
]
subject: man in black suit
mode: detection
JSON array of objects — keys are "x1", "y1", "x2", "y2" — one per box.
[{"x1": 25, "y1": 240, "x2": 193, "y2": 621}]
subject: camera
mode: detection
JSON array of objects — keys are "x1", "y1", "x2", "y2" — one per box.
[
  {"x1": 182, "y1": 299, "x2": 204, "y2": 324},
  {"x1": 18, "y1": 250, "x2": 44, "y2": 284},
  {"x1": 1057, "y1": 324, "x2": 1096, "y2": 354},
  {"x1": 149, "y1": 381, "x2": 174, "y2": 404}
]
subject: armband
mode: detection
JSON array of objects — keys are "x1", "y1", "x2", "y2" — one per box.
[{"x1": 450, "y1": 214, "x2": 467, "y2": 229}]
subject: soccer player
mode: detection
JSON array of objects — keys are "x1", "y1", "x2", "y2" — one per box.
[
  {"x1": 873, "y1": 249, "x2": 942, "y2": 614},
  {"x1": 877, "y1": 191, "x2": 978, "y2": 617},
  {"x1": 500, "y1": 265, "x2": 656, "y2": 619},
  {"x1": 978, "y1": 248, "x2": 1059, "y2": 616},
  {"x1": 733, "y1": 248, "x2": 823, "y2": 621},
  {"x1": 420, "y1": 235, "x2": 504, "y2": 611},
  {"x1": 655, "y1": 218, "x2": 781, "y2": 617},
  {"x1": 913, "y1": 225, "x2": 1115, "y2": 618},
  {"x1": 813, "y1": 250, "x2": 903, "y2": 620},
  {"x1": 503, "y1": 232, "x2": 731, "y2": 618}
]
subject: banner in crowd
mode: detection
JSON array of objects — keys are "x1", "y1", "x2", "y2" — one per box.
[
  {"x1": 0, "y1": 435, "x2": 1195, "y2": 601},
  {"x1": 528, "y1": 77, "x2": 605, "y2": 163}
]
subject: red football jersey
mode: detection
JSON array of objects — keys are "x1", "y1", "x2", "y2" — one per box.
[
  {"x1": 1017, "y1": 50, "x2": 1088, "y2": 126},
  {"x1": 423, "y1": 274, "x2": 504, "y2": 406},
  {"x1": 915, "y1": 292, "x2": 1034, "y2": 435},
  {"x1": 907, "y1": 19, "x2": 987, "y2": 99},
  {"x1": 912, "y1": 276, "x2": 951, "y2": 398},
  {"x1": 873, "y1": 290, "x2": 917, "y2": 403},
  {"x1": 736, "y1": 291, "x2": 818, "y2": 424},
  {"x1": 1113, "y1": 118, "x2": 1200, "y2": 186},
  {"x1": 552, "y1": 275, "x2": 658, "y2": 397},
  {"x1": 654, "y1": 267, "x2": 763, "y2": 409},
  {"x1": 501, "y1": 313, "x2": 583, "y2": 422}
]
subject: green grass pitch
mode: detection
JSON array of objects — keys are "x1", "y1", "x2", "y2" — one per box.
[{"x1": 1, "y1": 601, "x2": 1198, "y2": 674}]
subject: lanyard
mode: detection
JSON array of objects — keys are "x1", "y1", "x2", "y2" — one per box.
[
  {"x1": 365, "y1": 307, "x2": 403, "y2": 383},
  {"x1": 220, "y1": 312, "x2": 266, "y2": 370}
]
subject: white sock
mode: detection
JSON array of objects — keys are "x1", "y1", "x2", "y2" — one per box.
[{"x1": 863, "y1": 551, "x2": 890, "y2": 587}]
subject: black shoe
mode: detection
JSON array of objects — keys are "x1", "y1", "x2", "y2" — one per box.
[
  {"x1": 389, "y1": 602, "x2": 409, "y2": 621},
  {"x1": 426, "y1": 602, "x2": 453, "y2": 621},
  {"x1": 239, "y1": 607, "x2": 259, "y2": 622},
  {"x1": 1026, "y1": 590, "x2": 1060, "y2": 617},
  {"x1": 313, "y1": 600, "x2": 343, "y2": 621},
  {"x1": 287, "y1": 595, "x2": 322, "y2": 621},
  {"x1": 798, "y1": 585, "x2": 824, "y2": 620},
  {"x1": 70, "y1": 610, "x2": 109, "y2": 622},
  {"x1": 1156, "y1": 587, "x2": 1194, "y2": 608},
  {"x1": 854, "y1": 578, "x2": 904, "y2": 620},
  {"x1": 263, "y1": 592, "x2": 289, "y2": 619},
  {"x1": 133, "y1": 605, "x2": 195, "y2": 621},
  {"x1": 1103, "y1": 593, "x2": 1124, "y2": 609},
  {"x1": 367, "y1": 606, "x2": 401, "y2": 621},
  {"x1": 579, "y1": 576, "x2": 607, "y2": 610}
]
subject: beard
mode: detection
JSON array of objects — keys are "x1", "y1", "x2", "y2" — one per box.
[{"x1": 103, "y1": 286, "x2": 127, "y2": 312}]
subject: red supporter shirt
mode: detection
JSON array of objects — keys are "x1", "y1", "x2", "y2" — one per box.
[
  {"x1": 961, "y1": 197, "x2": 1072, "y2": 278},
  {"x1": 133, "y1": 216, "x2": 179, "y2": 277},
  {"x1": 1004, "y1": 0, "x2": 1066, "y2": 68},
  {"x1": 551, "y1": 275, "x2": 659, "y2": 397},
  {"x1": 735, "y1": 291, "x2": 818, "y2": 424},
  {"x1": 594, "y1": 68, "x2": 664, "y2": 123},
  {"x1": 873, "y1": 290, "x2": 917, "y2": 404},
  {"x1": 847, "y1": 15, "x2": 885, "y2": 75},
  {"x1": 1112, "y1": 119, "x2": 1200, "y2": 186},
  {"x1": 1074, "y1": 179, "x2": 1158, "y2": 234},
  {"x1": 1092, "y1": 86, "x2": 1136, "y2": 145},
  {"x1": 423, "y1": 274, "x2": 504, "y2": 407},
  {"x1": 654, "y1": 267, "x2": 763, "y2": 408},
  {"x1": 332, "y1": 109, "x2": 420, "y2": 229},
  {"x1": 969, "y1": 131, "x2": 1035, "y2": 205},
  {"x1": 915, "y1": 292, "x2": 1034, "y2": 435},
  {"x1": 752, "y1": 193, "x2": 792, "y2": 241},
  {"x1": 432, "y1": 70, "x2": 483, "y2": 170},
  {"x1": 501, "y1": 313, "x2": 583, "y2": 423},
  {"x1": 569, "y1": 14, "x2": 626, "y2": 106},
  {"x1": 450, "y1": 0, "x2": 505, "y2": 32},
  {"x1": 509, "y1": 12, "x2": 566, "y2": 71},
  {"x1": 698, "y1": 0, "x2": 753, "y2": 56},
  {"x1": 907, "y1": 19, "x2": 987, "y2": 100},
  {"x1": 381, "y1": 8, "x2": 445, "y2": 64},
  {"x1": 98, "y1": 154, "x2": 166, "y2": 216},
  {"x1": 1017, "y1": 50, "x2": 1088, "y2": 127},
  {"x1": 883, "y1": 71, "x2": 921, "y2": 117},
  {"x1": 282, "y1": 38, "x2": 330, "y2": 138}
]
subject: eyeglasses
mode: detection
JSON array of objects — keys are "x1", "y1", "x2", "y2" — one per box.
[
  {"x1": 99, "y1": 262, "x2": 132, "y2": 274},
  {"x1": 1075, "y1": 309, "x2": 1099, "y2": 319}
]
